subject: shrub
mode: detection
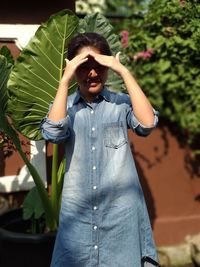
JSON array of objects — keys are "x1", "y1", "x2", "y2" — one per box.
[{"x1": 121, "y1": 0, "x2": 200, "y2": 149}]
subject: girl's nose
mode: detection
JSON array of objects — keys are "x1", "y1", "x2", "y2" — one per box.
[{"x1": 88, "y1": 69, "x2": 97, "y2": 77}]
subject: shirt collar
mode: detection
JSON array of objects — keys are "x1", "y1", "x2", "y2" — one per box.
[
  {"x1": 99, "y1": 87, "x2": 111, "y2": 102},
  {"x1": 73, "y1": 89, "x2": 82, "y2": 105},
  {"x1": 73, "y1": 86, "x2": 111, "y2": 105}
]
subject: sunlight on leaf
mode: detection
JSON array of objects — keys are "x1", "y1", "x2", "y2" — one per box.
[{"x1": 7, "y1": 10, "x2": 79, "y2": 140}]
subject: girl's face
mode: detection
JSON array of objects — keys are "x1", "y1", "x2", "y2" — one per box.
[{"x1": 75, "y1": 46, "x2": 108, "y2": 102}]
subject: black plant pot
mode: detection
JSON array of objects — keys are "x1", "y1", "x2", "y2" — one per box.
[{"x1": 0, "y1": 208, "x2": 56, "y2": 267}]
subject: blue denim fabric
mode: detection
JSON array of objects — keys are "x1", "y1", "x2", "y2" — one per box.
[{"x1": 40, "y1": 87, "x2": 159, "y2": 267}]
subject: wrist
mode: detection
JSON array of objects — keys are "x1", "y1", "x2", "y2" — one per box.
[
  {"x1": 119, "y1": 66, "x2": 131, "y2": 78},
  {"x1": 59, "y1": 77, "x2": 71, "y2": 88}
]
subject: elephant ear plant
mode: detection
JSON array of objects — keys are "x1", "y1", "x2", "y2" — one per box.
[
  {"x1": 0, "y1": 9, "x2": 126, "y2": 233},
  {"x1": 0, "y1": 54, "x2": 57, "y2": 231}
]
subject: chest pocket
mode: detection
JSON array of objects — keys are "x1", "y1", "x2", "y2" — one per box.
[{"x1": 104, "y1": 121, "x2": 127, "y2": 148}]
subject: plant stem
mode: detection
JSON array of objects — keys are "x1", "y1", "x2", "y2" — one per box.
[
  {"x1": 1, "y1": 116, "x2": 57, "y2": 230},
  {"x1": 51, "y1": 143, "x2": 59, "y2": 224}
]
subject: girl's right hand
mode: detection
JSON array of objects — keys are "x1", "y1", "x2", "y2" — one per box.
[{"x1": 61, "y1": 52, "x2": 89, "y2": 85}]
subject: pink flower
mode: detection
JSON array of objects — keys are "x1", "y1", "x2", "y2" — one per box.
[
  {"x1": 179, "y1": 0, "x2": 185, "y2": 6},
  {"x1": 121, "y1": 30, "x2": 129, "y2": 48},
  {"x1": 133, "y1": 48, "x2": 154, "y2": 61}
]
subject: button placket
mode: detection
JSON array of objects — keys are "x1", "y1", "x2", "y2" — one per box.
[
  {"x1": 89, "y1": 105, "x2": 99, "y2": 266},
  {"x1": 89, "y1": 106, "x2": 99, "y2": 264}
]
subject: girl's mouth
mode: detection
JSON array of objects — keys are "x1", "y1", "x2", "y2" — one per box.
[{"x1": 86, "y1": 78, "x2": 101, "y2": 85}]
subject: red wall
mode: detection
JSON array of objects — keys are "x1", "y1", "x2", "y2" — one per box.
[{"x1": 128, "y1": 120, "x2": 200, "y2": 246}]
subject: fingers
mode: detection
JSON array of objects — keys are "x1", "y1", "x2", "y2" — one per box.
[
  {"x1": 87, "y1": 50, "x2": 95, "y2": 56},
  {"x1": 65, "y1": 51, "x2": 122, "y2": 71},
  {"x1": 65, "y1": 58, "x2": 69, "y2": 66},
  {"x1": 65, "y1": 54, "x2": 88, "y2": 69},
  {"x1": 115, "y1": 52, "x2": 121, "y2": 61}
]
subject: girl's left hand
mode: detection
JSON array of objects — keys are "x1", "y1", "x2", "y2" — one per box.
[{"x1": 89, "y1": 51, "x2": 127, "y2": 75}]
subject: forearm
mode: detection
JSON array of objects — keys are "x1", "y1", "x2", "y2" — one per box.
[
  {"x1": 48, "y1": 51, "x2": 91, "y2": 122},
  {"x1": 48, "y1": 77, "x2": 69, "y2": 122},
  {"x1": 120, "y1": 67, "x2": 155, "y2": 127},
  {"x1": 91, "y1": 52, "x2": 155, "y2": 127}
]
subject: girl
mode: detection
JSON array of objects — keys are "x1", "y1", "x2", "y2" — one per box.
[{"x1": 41, "y1": 32, "x2": 159, "y2": 267}]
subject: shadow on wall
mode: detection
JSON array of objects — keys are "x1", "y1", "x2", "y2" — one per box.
[
  {"x1": 129, "y1": 117, "x2": 200, "y2": 229},
  {"x1": 129, "y1": 123, "x2": 170, "y2": 229},
  {"x1": 160, "y1": 118, "x2": 200, "y2": 178},
  {"x1": 130, "y1": 142, "x2": 157, "y2": 229},
  {"x1": 0, "y1": 148, "x2": 5, "y2": 177},
  {"x1": 160, "y1": 118, "x2": 200, "y2": 203}
]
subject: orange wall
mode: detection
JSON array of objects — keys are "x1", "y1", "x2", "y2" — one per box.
[{"x1": 128, "y1": 121, "x2": 200, "y2": 246}]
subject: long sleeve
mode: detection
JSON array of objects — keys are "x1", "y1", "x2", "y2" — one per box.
[
  {"x1": 125, "y1": 94, "x2": 159, "y2": 137},
  {"x1": 40, "y1": 103, "x2": 71, "y2": 144}
]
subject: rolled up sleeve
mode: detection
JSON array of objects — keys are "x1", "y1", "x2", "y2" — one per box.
[
  {"x1": 40, "y1": 115, "x2": 71, "y2": 144},
  {"x1": 127, "y1": 107, "x2": 159, "y2": 137}
]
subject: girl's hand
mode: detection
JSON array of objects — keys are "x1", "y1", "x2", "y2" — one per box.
[
  {"x1": 62, "y1": 52, "x2": 89, "y2": 84},
  {"x1": 89, "y1": 51, "x2": 127, "y2": 75}
]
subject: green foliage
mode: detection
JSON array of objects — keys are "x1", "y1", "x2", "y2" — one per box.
[
  {"x1": 0, "y1": 55, "x2": 56, "y2": 231},
  {"x1": 76, "y1": 0, "x2": 102, "y2": 13},
  {"x1": 23, "y1": 186, "x2": 45, "y2": 220},
  {"x1": 0, "y1": 55, "x2": 12, "y2": 116},
  {"x1": 76, "y1": 0, "x2": 148, "y2": 15},
  {"x1": 7, "y1": 10, "x2": 79, "y2": 140},
  {"x1": 0, "y1": 46, "x2": 14, "y2": 65},
  {"x1": 103, "y1": 0, "x2": 148, "y2": 15},
  {"x1": 23, "y1": 186, "x2": 46, "y2": 234},
  {"x1": 122, "y1": 0, "x2": 200, "y2": 145}
]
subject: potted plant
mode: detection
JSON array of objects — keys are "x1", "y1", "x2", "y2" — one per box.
[
  {"x1": 0, "y1": 52, "x2": 57, "y2": 267},
  {"x1": 0, "y1": 9, "x2": 126, "y2": 267}
]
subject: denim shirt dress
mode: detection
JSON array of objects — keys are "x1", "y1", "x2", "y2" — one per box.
[{"x1": 40, "y1": 87, "x2": 160, "y2": 267}]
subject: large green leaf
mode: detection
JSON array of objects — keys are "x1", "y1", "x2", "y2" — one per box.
[
  {"x1": 0, "y1": 46, "x2": 15, "y2": 65},
  {"x1": 23, "y1": 186, "x2": 45, "y2": 220},
  {"x1": 78, "y1": 12, "x2": 128, "y2": 91},
  {"x1": 0, "y1": 55, "x2": 11, "y2": 117},
  {"x1": 0, "y1": 55, "x2": 56, "y2": 230},
  {"x1": 7, "y1": 9, "x2": 79, "y2": 140}
]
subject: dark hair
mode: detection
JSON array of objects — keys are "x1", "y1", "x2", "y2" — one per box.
[{"x1": 67, "y1": 32, "x2": 112, "y2": 60}]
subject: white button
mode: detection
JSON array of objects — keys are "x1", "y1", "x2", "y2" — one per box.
[
  {"x1": 92, "y1": 146, "x2": 96, "y2": 151},
  {"x1": 92, "y1": 166, "x2": 96, "y2": 170},
  {"x1": 93, "y1": 225, "x2": 98, "y2": 230},
  {"x1": 94, "y1": 245, "x2": 98, "y2": 250},
  {"x1": 91, "y1": 110, "x2": 94, "y2": 114},
  {"x1": 92, "y1": 127, "x2": 95, "y2": 131},
  {"x1": 93, "y1": 185, "x2": 97, "y2": 190},
  {"x1": 93, "y1": 206, "x2": 97, "y2": 210}
]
